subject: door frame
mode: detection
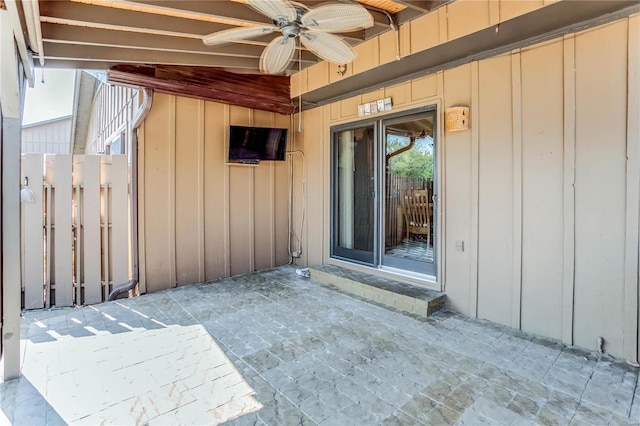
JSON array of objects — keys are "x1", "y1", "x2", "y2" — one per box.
[
  {"x1": 330, "y1": 119, "x2": 379, "y2": 266},
  {"x1": 329, "y1": 104, "x2": 444, "y2": 290},
  {"x1": 378, "y1": 108, "x2": 438, "y2": 277}
]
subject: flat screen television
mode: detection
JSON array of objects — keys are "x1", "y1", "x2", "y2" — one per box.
[{"x1": 228, "y1": 125, "x2": 288, "y2": 162}]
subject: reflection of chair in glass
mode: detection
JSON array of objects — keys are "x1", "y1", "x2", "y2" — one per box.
[{"x1": 403, "y1": 189, "x2": 431, "y2": 248}]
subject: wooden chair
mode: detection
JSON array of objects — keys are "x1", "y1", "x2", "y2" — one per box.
[{"x1": 403, "y1": 189, "x2": 431, "y2": 248}]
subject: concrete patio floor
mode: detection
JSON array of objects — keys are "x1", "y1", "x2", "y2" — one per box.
[{"x1": 2, "y1": 265, "x2": 639, "y2": 425}]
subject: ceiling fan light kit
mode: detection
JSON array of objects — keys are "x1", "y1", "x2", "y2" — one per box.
[{"x1": 202, "y1": 0, "x2": 374, "y2": 74}]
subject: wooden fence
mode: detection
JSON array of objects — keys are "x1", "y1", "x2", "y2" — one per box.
[{"x1": 21, "y1": 154, "x2": 129, "y2": 309}]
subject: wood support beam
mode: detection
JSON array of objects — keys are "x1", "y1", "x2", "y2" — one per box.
[
  {"x1": 107, "y1": 65, "x2": 294, "y2": 114},
  {"x1": 41, "y1": 23, "x2": 319, "y2": 63},
  {"x1": 43, "y1": 42, "x2": 262, "y2": 69},
  {"x1": 39, "y1": 1, "x2": 236, "y2": 37}
]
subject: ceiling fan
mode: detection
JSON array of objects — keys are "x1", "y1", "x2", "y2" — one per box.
[{"x1": 202, "y1": 0, "x2": 374, "y2": 74}]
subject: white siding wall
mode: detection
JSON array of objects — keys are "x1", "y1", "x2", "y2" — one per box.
[
  {"x1": 22, "y1": 117, "x2": 72, "y2": 154},
  {"x1": 84, "y1": 84, "x2": 140, "y2": 155}
]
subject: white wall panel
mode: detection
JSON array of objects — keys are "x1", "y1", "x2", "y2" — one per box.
[
  {"x1": 442, "y1": 64, "x2": 473, "y2": 315},
  {"x1": 520, "y1": 41, "x2": 565, "y2": 339},
  {"x1": 476, "y1": 55, "x2": 514, "y2": 326},
  {"x1": 140, "y1": 94, "x2": 292, "y2": 291},
  {"x1": 573, "y1": 21, "x2": 628, "y2": 354}
]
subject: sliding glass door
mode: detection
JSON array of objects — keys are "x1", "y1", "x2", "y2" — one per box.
[
  {"x1": 332, "y1": 124, "x2": 376, "y2": 264},
  {"x1": 381, "y1": 112, "x2": 436, "y2": 275},
  {"x1": 331, "y1": 108, "x2": 437, "y2": 279}
]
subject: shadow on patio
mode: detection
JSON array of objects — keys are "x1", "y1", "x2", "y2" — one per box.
[{"x1": 9, "y1": 266, "x2": 640, "y2": 425}]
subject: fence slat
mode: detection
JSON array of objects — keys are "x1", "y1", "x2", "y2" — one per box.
[
  {"x1": 44, "y1": 184, "x2": 52, "y2": 308},
  {"x1": 46, "y1": 155, "x2": 74, "y2": 307},
  {"x1": 101, "y1": 183, "x2": 109, "y2": 301},
  {"x1": 104, "y1": 155, "x2": 129, "y2": 289},
  {"x1": 22, "y1": 154, "x2": 44, "y2": 309},
  {"x1": 74, "y1": 155, "x2": 102, "y2": 304}
]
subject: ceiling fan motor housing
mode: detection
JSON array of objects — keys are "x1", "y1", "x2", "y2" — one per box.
[{"x1": 281, "y1": 25, "x2": 301, "y2": 38}]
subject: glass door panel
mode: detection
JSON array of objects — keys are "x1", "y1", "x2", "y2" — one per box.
[
  {"x1": 333, "y1": 125, "x2": 376, "y2": 264},
  {"x1": 382, "y1": 113, "x2": 436, "y2": 275}
]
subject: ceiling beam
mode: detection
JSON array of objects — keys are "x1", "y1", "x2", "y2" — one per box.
[
  {"x1": 43, "y1": 42, "x2": 264, "y2": 69},
  {"x1": 39, "y1": 1, "x2": 367, "y2": 43},
  {"x1": 41, "y1": 23, "x2": 319, "y2": 63},
  {"x1": 124, "y1": 0, "x2": 274, "y2": 25},
  {"x1": 39, "y1": 1, "x2": 235, "y2": 37},
  {"x1": 294, "y1": 0, "x2": 391, "y2": 30}
]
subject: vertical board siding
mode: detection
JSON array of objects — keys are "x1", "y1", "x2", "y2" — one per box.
[
  {"x1": 274, "y1": 114, "x2": 291, "y2": 267},
  {"x1": 561, "y1": 35, "x2": 577, "y2": 346},
  {"x1": 229, "y1": 167, "x2": 253, "y2": 276},
  {"x1": 140, "y1": 95, "x2": 292, "y2": 289},
  {"x1": 573, "y1": 21, "x2": 628, "y2": 353},
  {"x1": 292, "y1": 17, "x2": 636, "y2": 358},
  {"x1": 520, "y1": 41, "x2": 565, "y2": 339},
  {"x1": 142, "y1": 94, "x2": 174, "y2": 293},
  {"x1": 85, "y1": 85, "x2": 137, "y2": 155},
  {"x1": 442, "y1": 64, "x2": 473, "y2": 315},
  {"x1": 253, "y1": 110, "x2": 276, "y2": 271},
  {"x1": 305, "y1": 107, "x2": 325, "y2": 266},
  {"x1": 477, "y1": 54, "x2": 514, "y2": 326},
  {"x1": 174, "y1": 97, "x2": 202, "y2": 285},
  {"x1": 624, "y1": 15, "x2": 640, "y2": 363},
  {"x1": 203, "y1": 102, "x2": 227, "y2": 281}
]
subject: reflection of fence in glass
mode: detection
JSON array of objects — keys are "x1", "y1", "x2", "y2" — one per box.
[{"x1": 385, "y1": 174, "x2": 433, "y2": 248}]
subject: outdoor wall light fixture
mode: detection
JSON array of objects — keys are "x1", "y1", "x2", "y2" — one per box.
[
  {"x1": 337, "y1": 64, "x2": 347, "y2": 76},
  {"x1": 445, "y1": 106, "x2": 470, "y2": 132},
  {"x1": 20, "y1": 177, "x2": 35, "y2": 203}
]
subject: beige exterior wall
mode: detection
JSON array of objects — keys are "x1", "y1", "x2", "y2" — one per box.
[
  {"x1": 137, "y1": 94, "x2": 291, "y2": 294},
  {"x1": 291, "y1": 15, "x2": 640, "y2": 359},
  {"x1": 84, "y1": 83, "x2": 140, "y2": 155},
  {"x1": 291, "y1": 0, "x2": 552, "y2": 98},
  {"x1": 22, "y1": 116, "x2": 71, "y2": 154}
]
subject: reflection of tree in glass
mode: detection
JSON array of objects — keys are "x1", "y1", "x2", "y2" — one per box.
[{"x1": 387, "y1": 136, "x2": 434, "y2": 180}]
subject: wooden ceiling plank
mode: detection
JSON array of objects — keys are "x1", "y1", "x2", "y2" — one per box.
[
  {"x1": 391, "y1": 0, "x2": 432, "y2": 12},
  {"x1": 294, "y1": 0, "x2": 390, "y2": 28},
  {"x1": 107, "y1": 65, "x2": 294, "y2": 114},
  {"x1": 394, "y1": 0, "x2": 450, "y2": 24}
]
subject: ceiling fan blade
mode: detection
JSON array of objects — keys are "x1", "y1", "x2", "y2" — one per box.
[
  {"x1": 300, "y1": 31, "x2": 356, "y2": 64},
  {"x1": 247, "y1": 0, "x2": 296, "y2": 22},
  {"x1": 203, "y1": 25, "x2": 277, "y2": 46},
  {"x1": 260, "y1": 35, "x2": 296, "y2": 74},
  {"x1": 301, "y1": 4, "x2": 374, "y2": 33}
]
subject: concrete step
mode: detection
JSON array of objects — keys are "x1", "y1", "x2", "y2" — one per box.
[{"x1": 310, "y1": 264, "x2": 446, "y2": 317}]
